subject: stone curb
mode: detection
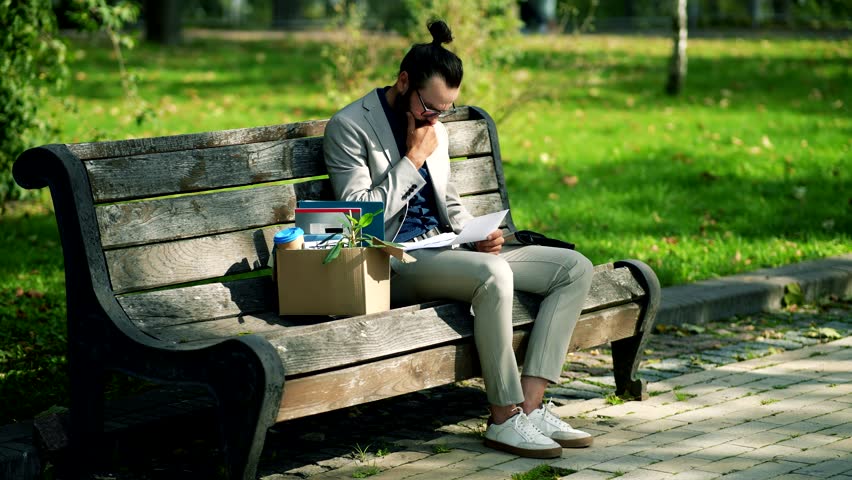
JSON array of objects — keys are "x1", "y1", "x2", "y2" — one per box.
[{"x1": 657, "y1": 253, "x2": 852, "y2": 327}]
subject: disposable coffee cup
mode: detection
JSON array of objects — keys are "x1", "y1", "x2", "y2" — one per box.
[{"x1": 274, "y1": 227, "x2": 304, "y2": 251}]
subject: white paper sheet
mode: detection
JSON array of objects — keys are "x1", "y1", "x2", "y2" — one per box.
[{"x1": 401, "y1": 209, "x2": 509, "y2": 251}]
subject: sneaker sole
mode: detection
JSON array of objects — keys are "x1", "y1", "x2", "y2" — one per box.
[
  {"x1": 554, "y1": 436, "x2": 594, "y2": 448},
  {"x1": 483, "y1": 438, "x2": 562, "y2": 459}
]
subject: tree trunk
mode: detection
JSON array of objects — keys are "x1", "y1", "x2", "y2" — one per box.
[
  {"x1": 772, "y1": 0, "x2": 791, "y2": 25},
  {"x1": 144, "y1": 0, "x2": 182, "y2": 45},
  {"x1": 688, "y1": 0, "x2": 700, "y2": 30},
  {"x1": 750, "y1": 0, "x2": 762, "y2": 28},
  {"x1": 665, "y1": 0, "x2": 687, "y2": 96}
]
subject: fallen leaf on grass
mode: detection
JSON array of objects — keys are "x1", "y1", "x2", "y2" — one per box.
[{"x1": 562, "y1": 175, "x2": 579, "y2": 187}]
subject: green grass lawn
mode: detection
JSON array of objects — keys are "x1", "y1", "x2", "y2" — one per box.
[{"x1": 1, "y1": 30, "x2": 849, "y2": 425}]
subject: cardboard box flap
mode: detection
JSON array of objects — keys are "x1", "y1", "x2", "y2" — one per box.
[{"x1": 372, "y1": 239, "x2": 417, "y2": 263}]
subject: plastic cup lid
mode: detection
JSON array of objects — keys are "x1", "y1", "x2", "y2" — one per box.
[{"x1": 274, "y1": 227, "x2": 304, "y2": 244}]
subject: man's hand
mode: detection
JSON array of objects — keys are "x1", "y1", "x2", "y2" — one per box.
[
  {"x1": 405, "y1": 112, "x2": 437, "y2": 169},
  {"x1": 475, "y1": 229, "x2": 504, "y2": 255}
]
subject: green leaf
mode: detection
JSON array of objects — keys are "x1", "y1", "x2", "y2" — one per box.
[
  {"x1": 681, "y1": 323, "x2": 706, "y2": 335},
  {"x1": 783, "y1": 282, "x2": 804, "y2": 307},
  {"x1": 805, "y1": 327, "x2": 841, "y2": 340},
  {"x1": 318, "y1": 232, "x2": 340, "y2": 246},
  {"x1": 323, "y1": 241, "x2": 343, "y2": 264}
]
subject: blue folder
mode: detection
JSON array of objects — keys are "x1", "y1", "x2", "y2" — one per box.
[{"x1": 297, "y1": 200, "x2": 385, "y2": 241}]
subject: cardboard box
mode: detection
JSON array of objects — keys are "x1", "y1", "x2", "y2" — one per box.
[{"x1": 275, "y1": 247, "x2": 391, "y2": 316}]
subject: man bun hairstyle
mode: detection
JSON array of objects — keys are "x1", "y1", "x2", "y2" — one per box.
[
  {"x1": 429, "y1": 19, "x2": 453, "y2": 45},
  {"x1": 400, "y1": 19, "x2": 463, "y2": 90}
]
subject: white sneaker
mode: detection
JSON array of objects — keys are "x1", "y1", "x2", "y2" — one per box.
[
  {"x1": 484, "y1": 407, "x2": 562, "y2": 458},
  {"x1": 527, "y1": 401, "x2": 593, "y2": 448}
]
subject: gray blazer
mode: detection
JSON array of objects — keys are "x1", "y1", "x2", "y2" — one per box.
[{"x1": 323, "y1": 89, "x2": 474, "y2": 241}]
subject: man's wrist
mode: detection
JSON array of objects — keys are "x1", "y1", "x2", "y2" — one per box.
[{"x1": 406, "y1": 151, "x2": 426, "y2": 168}]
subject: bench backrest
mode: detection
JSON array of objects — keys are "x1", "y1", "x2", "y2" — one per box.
[{"x1": 67, "y1": 107, "x2": 511, "y2": 326}]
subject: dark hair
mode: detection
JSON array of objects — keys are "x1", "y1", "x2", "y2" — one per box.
[{"x1": 399, "y1": 20, "x2": 463, "y2": 90}]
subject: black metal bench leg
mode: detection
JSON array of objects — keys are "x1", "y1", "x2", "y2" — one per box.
[
  {"x1": 207, "y1": 338, "x2": 284, "y2": 480},
  {"x1": 68, "y1": 355, "x2": 105, "y2": 477},
  {"x1": 612, "y1": 260, "x2": 661, "y2": 401}
]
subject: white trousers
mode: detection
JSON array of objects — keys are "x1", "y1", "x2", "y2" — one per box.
[{"x1": 390, "y1": 245, "x2": 594, "y2": 406}]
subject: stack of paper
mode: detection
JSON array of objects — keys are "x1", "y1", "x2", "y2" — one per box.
[{"x1": 401, "y1": 209, "x2": 509, "y2": 251}]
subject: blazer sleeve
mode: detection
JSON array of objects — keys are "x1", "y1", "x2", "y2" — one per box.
[{"x1": 323, "y1": 113, "x2": 425, "y2": 220}]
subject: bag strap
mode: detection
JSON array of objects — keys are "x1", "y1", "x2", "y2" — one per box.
[{"x1": 514, "y1": 230, "x2": 575, "y2": 250}]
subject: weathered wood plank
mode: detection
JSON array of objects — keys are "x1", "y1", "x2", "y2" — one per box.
[
  {"x1": 107, "y1": 227, "x2": 282, "y2": 294},
  {"x1": 130, "y1": 266, "x2": 642, "y2": 329},
  {"x1": 86, "y1": 137, "x2": 324, "y2": 203},
  {"x1": 449, "y1": 156, "x2": 498, "y2": 196},
  {"x1": 70, "y1": 107, "x2": 477, "y2": 161},
  {"x1": 274, "y1": 303, "x2": 642, "y2": 421},
  {"x1": 568, "y1": 302, "x2": 643, "y2": 352},
  {"x1": 447, "y1": 120, "x2": 491, "y2": 158},
  {"x1": 85, "y1": 120, "x2": 491, "y2": 203},
  {"x1": 70, "y1": 120, "x2": 328, "y2": 161},
  {"x1": 277, "y1": 340, "x2": 484, "y2": 421},
  {"x1": 461, "y1": 192, "x2": 507, "y2": 218},
  {"x1": 145, "y1": 270, "x2": 644, "y2": 376},
  {"x1": 96, "y1": 183, "x2": 307, "y2": 249},
  {"x1": 97, "y1": 160, "x2": 501, "y2": 250},
  {"x1": 104, "y1": 194, "x2": 505, "y2": 293}
]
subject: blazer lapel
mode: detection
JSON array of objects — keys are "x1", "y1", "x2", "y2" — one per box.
[
  {"x1": 426, "y1": 123, "x2": 450, "y2": 221},
  {"x1": 361, "y1": 90, "x2": 400, "y2": 165}
]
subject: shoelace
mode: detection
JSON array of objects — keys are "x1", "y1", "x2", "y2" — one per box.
[
  {"x1": 510, "y1": 407, "x2": 549, "y2": 441},
  {"x1": 541, "y1": 401, "x2": 571, "y2": 430}
]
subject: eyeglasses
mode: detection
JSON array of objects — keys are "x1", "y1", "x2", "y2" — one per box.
[{"x1": 416, "y1": 90, "x2": 456, "y2": 119}]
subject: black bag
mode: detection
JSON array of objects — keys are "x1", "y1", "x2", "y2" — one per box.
[{"x1": 511, "y1": 230, "x2": 575, "y2": 250}]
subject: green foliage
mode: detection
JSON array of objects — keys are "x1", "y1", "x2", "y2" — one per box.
[
  {"x1": 320, "y1": 0, "x2": 529, "y2": 121},
  {"x1": 511, "y1": 465, "x2": 576, "y2": 480},
  {"x1": 322, "y1": 209, "x2": 405, "y2": 264},
  {"x1": 403, "y1": 0, "x2": 528, "y2": 121},
  {"x1": 431, "y1": 443, "x2": 452, "y2": 453},
  {"x1": 604, "y1": 392, "x2": 625, "y2": 405},
  {"x1": 351, "y1": 442, "x2": 371, "y2": 462},
  {"x1": 805, "y1": 326, "x2": 842, "y2": 340},
  {"x1": 352, "y1": 466, "x2": 381, "y2": 478},
  {"x1": 319, "y1": 1, "x2": 387, "y2": 108},
  {"x1": 674, "y1": 391, "x2": 696, "y2": 401},
  {"x1": 0, "y1": 0, "x2": 68, "y2": 200},
  {"x1": 0, "y1": 0, "x2": 141, "y2": 202},
  {"x1": 784, "y1": 282, "x2": 805, "y2": 307}
]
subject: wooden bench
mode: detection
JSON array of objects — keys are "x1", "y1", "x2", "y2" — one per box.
[{"x1": 13, "y1": 106, "x2": 660, "y2": 479}]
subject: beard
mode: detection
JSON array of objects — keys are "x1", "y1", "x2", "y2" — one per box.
[{"x1": 392, "y1": 88, "x2": 429, "y2": 127}]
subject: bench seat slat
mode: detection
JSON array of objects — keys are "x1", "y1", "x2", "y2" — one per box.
[
  {"x1": 141, "y1": 268, "x2": 645, "y2": 376},
  {"x1": 276, "y1": 302, "x2": 643, "y2": 421},
  {"x1": 85, "y1": 119, "x2": 491, "y2": 204}
]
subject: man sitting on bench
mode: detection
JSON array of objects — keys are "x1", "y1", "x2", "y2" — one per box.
[{"x1": 323, "y1": 19, "x2": 594, "y2": 459}]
